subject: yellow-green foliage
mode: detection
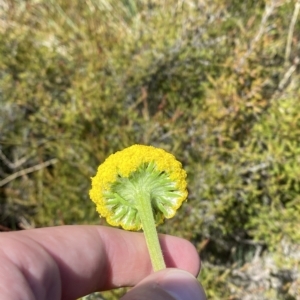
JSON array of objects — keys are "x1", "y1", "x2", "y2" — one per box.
[{"x1": 1, "y1": 0, "x2": 299, "y2": 299}]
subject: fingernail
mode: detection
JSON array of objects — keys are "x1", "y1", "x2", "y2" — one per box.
[{"x1": 160, "y1": 269, "x2": 206, "y2": 300}]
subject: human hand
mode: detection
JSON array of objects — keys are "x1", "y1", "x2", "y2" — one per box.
[{"x1": 0, "y1": 225, "x2": 206, "y2": 300}]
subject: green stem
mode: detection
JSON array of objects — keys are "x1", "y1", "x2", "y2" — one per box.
[{"x1": 136, "y1": 189, "x2": 166, "y2": 271}]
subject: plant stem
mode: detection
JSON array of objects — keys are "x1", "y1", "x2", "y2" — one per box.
[{"x1": 136, "y1": 189, "x2": 166, "y2": 271}]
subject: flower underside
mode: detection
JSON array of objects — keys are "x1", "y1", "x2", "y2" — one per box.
[
  {"x1": 104, "y1": 161, "x2": 184, "y2": 230},
  {"x1": 89, "y1": 144, "x2": 188, "y2": 231}
]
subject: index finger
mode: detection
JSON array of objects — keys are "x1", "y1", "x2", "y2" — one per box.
[{"x1": 1, "y1": 225, "x2": 200, "y2": 299}]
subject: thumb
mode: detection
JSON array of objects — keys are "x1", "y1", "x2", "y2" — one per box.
[{"x1": 120, "y1": 268, "x2": 206, "y2": 300}]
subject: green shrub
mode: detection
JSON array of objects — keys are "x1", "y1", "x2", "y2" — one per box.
[{"x1": 1, "y1": 1, "x2": 299, "y2": 299}]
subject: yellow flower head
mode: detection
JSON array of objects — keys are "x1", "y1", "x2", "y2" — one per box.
[{"x1": 89, "y1": 144, "x2": 188, "y2": 230}]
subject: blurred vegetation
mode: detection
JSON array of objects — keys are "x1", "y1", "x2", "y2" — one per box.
[{"x1": 1, "y1": 0, "x2": 300, "y2": 299}]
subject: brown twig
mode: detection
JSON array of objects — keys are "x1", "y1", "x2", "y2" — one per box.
[
  {"x1": 285, "y1": 0, "x2": 300, "y2": 64},
  {"x1": 272, "y1": 56, "x2": 300, "y2": 100},
  {"x1": 0, "y1": 149, "x2": 32, "y2": 170},
  {"x1": 0, "y1": 158, "x2": 58, "y2": 187},
  {"x1": 235, "y1": 0, "x2": 279, "y2": 72}
]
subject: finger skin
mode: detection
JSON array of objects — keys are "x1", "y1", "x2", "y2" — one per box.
[
  {"x1": 121, "y1": 268, "x2": 207, "y2": 300},
  {"x1": 0, "y1": 225, "x2": 200, "y2": 300}
]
